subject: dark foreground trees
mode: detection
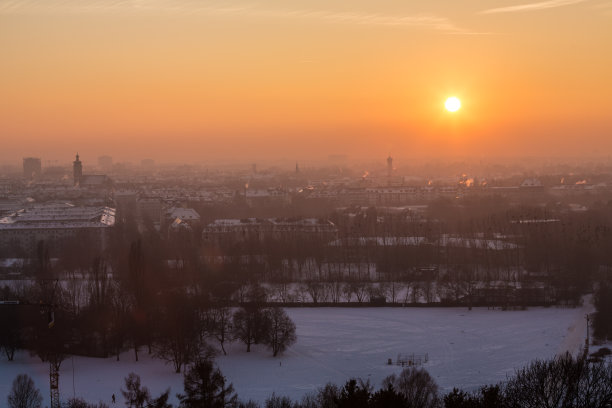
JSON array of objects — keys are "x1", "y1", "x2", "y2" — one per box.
[
  {"x1": 7, "y1": 374, "x2": 42, "y2": 408},
  {"x1": 445, "y1": 354, "x2": 612, "y2": 408},
  {"x1": 6, "y1": 353, "x2": 612, "y2": 408},
  {"x1": 443, "y1": 385, "x2": 505, "y2": 408},
  {"x1": 241, "y1": 355, "x2": 612, "y2": 408},
  {"x1": 177, "y1": 359, "x2": 238, "y2": 408},
  {"x1": 121, "y1": 373, "x2": 171, "y2": 408},
  {"x1": 384, "y1": 367, "x2": 440, "y2": 408},
  {"x1": 504, "y1": 353, "x2": 612, "y2": 408},
  {"x1": 64, "y1": 398, "x2": 110, "y2": 408}
]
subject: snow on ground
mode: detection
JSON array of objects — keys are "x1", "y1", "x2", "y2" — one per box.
[{"x1": 0, "y1": 303, "x2": 593, "y2": 407}]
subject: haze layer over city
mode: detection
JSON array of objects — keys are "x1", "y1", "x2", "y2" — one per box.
[{"x1": 1, "y1": 1, "x2": 612, "y2": 408}]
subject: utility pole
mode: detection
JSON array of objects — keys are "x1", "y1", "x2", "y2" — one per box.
[
  {"x1": 584, "y1": 313, "x2": 591, "y2": 358},
  {"x1": 586, "y1": 314, "x2": 590, "y2": 344},
  {"x1": 47, "y1": 304, "x2": 59, "y2": 408}
]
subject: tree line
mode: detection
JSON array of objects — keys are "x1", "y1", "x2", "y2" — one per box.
[
  {"x1": 7, "y1": 353, "x2": 612, "y2": 408},
  {"x1": 6, "y1": 199, "x2": 612, "y2": 310},
  {"x1": 0, "y1": 236, "x2": 297, "y2": 401}
]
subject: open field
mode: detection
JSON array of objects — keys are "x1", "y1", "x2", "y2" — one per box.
[{"x1": 0, "y1": 302, "x2": 593, "y2": 406}]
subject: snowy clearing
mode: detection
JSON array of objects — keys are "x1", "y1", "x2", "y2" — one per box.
[{"x1": 0, "y1": 302, "x2": 593, "y2": 406}]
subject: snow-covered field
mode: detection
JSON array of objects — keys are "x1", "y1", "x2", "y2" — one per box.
[{"x1": 0, "y1": 302, "x2": 593, "y2": 407}]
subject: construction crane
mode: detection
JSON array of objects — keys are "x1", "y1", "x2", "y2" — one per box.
[
  {"x1": 44, "y1": 301, "x2": 60, "y2": 408},
  {"x1": 0, "y1": 281, "x2": 61, "y2": 408}
]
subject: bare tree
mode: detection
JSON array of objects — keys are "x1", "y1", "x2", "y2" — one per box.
[
  {"x1": 504, "y1": 353, "x2": 582, "y2": 408},
  {"x1": 383, "y1": 367, "x2": 440, "y2": 408},
  {"x1": 7, "y1": 374, "x2": 42, "y2": 408},
  {"x1": 209, "y1": 305, "x2": 233, "y2": 356},
  {"x1": 232, "y1": 306, "x2": 268, "y2": 353},
  {"x1": 264, "y1": 394, "x2": 294, "y2": 408},
  {"x1": 264, "y1": 307, "x2": 297, "y2": 357},
  {"x1": 304, "y1": 281, "x2": 327, "y2": 304},
  {"x1": 109, "y1": 283, "x2": 131, "y2": 361},
  {"x1": 233, "y1": 284, "x2": 270, "y2": 352},
  {"x1": 0, "y1": 302, "x2": 21, "y2": 361},
  {"x1": 327, "y1": 281, "x2": 344, "y2": 304},
  {"x1": 574, "y1": 359, "x2": 612, "y2": 408},
  {"x1": 155, "y1": 292, "x2": 204, "y2": 373},
  {"x1": 121, "y1": 373, "x2": 151, "y2": 408},
  {"x1": 120, "y1": 373, "x2": 171, "y2": 408},
  {"x1": 64, "y1": 398, "x2": 110, "y2": 408}
]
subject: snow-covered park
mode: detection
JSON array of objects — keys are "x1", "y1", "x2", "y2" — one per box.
[{"x1": 0, "y1": 301, "x2": 593, "y2": 407}]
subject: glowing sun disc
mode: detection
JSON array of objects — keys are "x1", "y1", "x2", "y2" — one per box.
[{"x1": 445, "y1": 97, "x2": 461, "y2": 112}]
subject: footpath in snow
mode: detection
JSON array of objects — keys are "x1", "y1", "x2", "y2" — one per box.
[{"x1": 556, "y1": 295, "x2": 595, "y2": 356}]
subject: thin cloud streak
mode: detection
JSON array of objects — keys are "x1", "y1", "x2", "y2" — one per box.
[
  {"x1": 0, "y1": 0, "x2": 470, "y2": 33},
  {"x1": 481, "y1": 0, "x2": 588, "y2": 14}
]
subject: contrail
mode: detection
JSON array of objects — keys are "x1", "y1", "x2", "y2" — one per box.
[
  {"x1": 481, "y1": 0, "x2": 588, "y2": 14},
  {"x1": 0, "y1": 0, "x2": 472, "y2": 33}
]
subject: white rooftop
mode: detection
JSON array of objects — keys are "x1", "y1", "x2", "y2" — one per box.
[{"x1": 0, "y1": 205, "x2": 116, "y2": 229}]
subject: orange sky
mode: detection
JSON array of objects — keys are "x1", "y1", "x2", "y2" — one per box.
[{"x1": 1, "y1": 0, "x2": 612, "y2": 164}]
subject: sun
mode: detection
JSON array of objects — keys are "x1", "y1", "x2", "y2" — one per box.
[{"x1": 445, "y1": 97, "x2": 461, "y2": 112}]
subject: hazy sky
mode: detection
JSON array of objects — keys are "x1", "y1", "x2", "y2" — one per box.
[{"x1": 1, "y1": 0, "x2": 611, "y2": 164}]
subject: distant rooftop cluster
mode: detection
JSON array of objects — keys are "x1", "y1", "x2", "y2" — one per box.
[
  {"x1": 0, "y1": 202, "x2": 116, "y2": 255},
  {"x1": 0, "y1": 203, "x2": 115, "y2": 230},
  {"x1": 202, "y1": 217, "x2": 338, "y2": 244}
]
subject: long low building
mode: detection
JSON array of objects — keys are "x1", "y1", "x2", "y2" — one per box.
[
  {"x1": 202, "y1": 217, "x2": 338, "y2": 245},
  {"x1": 0, "y1": 203, "x2": 116, "y2": 256}
]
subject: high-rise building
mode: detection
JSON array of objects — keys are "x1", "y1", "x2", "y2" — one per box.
[
  {"x1": 23, "y1": 157, "x2": 41, "y2": 180},
  {"x1": 73, "y1": 153, "x2": 83, "y2": 186},
  {"x1": 387, "y1": 155, "x2": 393, "y2": 178}
]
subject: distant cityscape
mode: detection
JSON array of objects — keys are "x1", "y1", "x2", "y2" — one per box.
[{"x1": 1, "y1": 154, "x2": 610, "y2": 258}]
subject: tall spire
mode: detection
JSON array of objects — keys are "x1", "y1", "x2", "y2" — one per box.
[
  {"x1": 387, "y1": 155, "x2": 393, "y2": 186},
  {"x1": 73, "y1": 153, "x2": 83, "y2": 186}
]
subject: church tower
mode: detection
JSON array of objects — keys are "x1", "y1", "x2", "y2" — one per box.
[
  {"x1": 387, "y1": 155, "x2": 394, "y2": 186},
  {"x1": 73, "y1": 153, "x2": 83, "y2": 186}
]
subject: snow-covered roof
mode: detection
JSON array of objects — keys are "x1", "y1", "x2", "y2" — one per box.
[
  {"x1": 169, "y1": 217, "x2": 193, "y2": 231},
  {"x1": 0, "y1": 205, "x2": 115, "y2": 229},
  {"x1": 208, "y1": 218, "x2": 265, "y2": 226},
  {"x1": 329, "y1": 237, "x2": 427, "y2": 247},
  {"x1": 511, "y1": 219, "x2": 560, "y2": 224},
  {"x1": 438, "y1": 236, "x2": 518, "y2": 250},
  {"x1": 166, "y1": 207, "x2": 200, "y2": 221},
  {"x1": 520, "y1": 178, "x2": 542, "y2": 188},
  {"x1": 269, "y1": 218, "x2": 334, "y2": 227}
]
